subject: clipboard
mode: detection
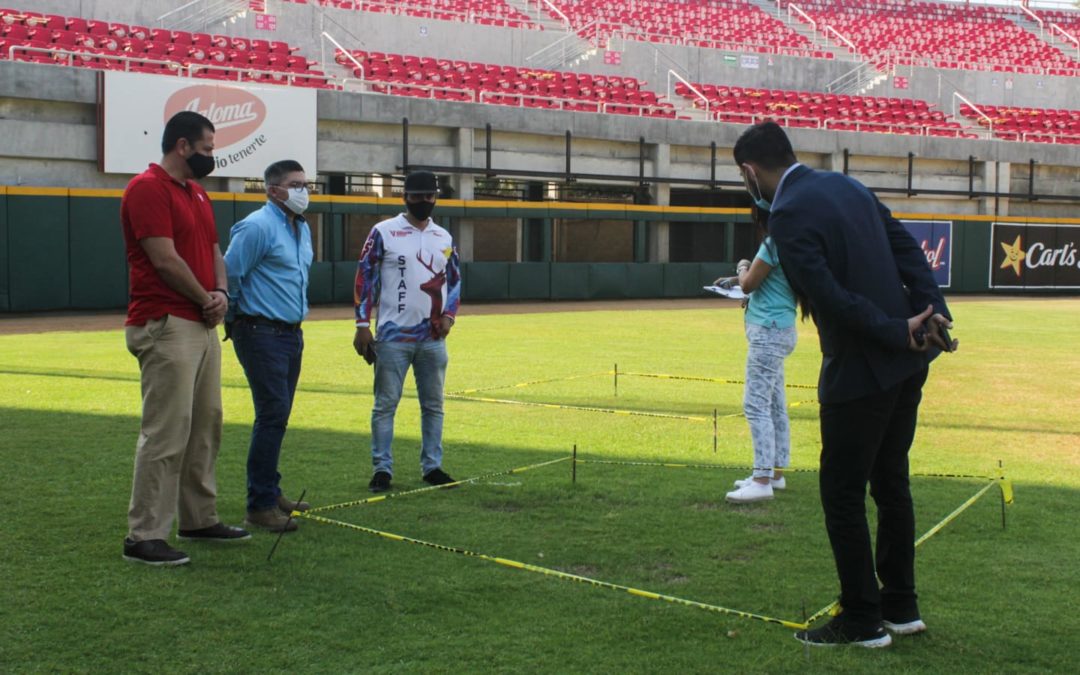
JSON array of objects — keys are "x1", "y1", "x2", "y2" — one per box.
[{"x1": 703, "y1": 285, "x2": 748, "y2": 300}]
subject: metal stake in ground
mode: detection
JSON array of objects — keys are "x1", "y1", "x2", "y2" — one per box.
[
  {"x1": 999, "y1": 459, "x2": 1007, "y2": 530},
  {"x1": 614, "y1": 363, "x2": 618, "y2": 398},
  {"x1": 713, "y1": 408, "x2": 718, "y2": 453},
  {"x1": 267, "y1": 487, "x2": 306, "y2": 562},
  {"x1": 572, "y1": 444, "x2": 577, "y2": 484},
  {"x1": 802, "y1": 599, "x2": 809, "y2": 661}
]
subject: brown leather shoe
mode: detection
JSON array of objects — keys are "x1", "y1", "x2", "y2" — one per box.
[
  {"x1": 277, "y1": 495, "x2": 310, "y2": 514},
  {"x1": 245, "y1": 508, "x2": 299, "y2": 533}
]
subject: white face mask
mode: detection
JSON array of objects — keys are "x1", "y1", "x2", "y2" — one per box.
[{"x1": 282, "y1": 186, "x2": 309, "y2": 215}]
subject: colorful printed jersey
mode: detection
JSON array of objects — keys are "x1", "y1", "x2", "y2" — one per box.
[{"x1": 354, "y1": 214, "x2": 461, "y2": 342}]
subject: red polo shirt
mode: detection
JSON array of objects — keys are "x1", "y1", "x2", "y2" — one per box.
[{"x1": 122, "y1": 163, "x2": 218, "y2": 325}]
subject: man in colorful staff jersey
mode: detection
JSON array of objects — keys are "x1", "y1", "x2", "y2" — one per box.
[{"x1": 353, "y1": 171, "x2": 462, "y2": 493}]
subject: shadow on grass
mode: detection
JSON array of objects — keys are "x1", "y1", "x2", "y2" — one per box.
[{"x1": 5, "y1": 405, "x2": 1079, "y2": 672}]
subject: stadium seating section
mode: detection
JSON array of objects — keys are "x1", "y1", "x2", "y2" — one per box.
[
  {"x1": 540, "y1": 0, "x2": 829, "y2": 58},
  {"x1": 0, "y1": 6, "x2": 334, "y2": 86},
  {"x1": 959, "y1": 104, "x2": 1080, "y2": 144},
  {"x1": 674, "y1": 82, "x2": 973, "y2": 137},
  {"x1": 1, "y1": 2, "x2": 1077, "y2": 143},
  {"x1": 281, "y1": 0, "x2": 537, "y2": 28},
  {"x1": 338, "y1": 49, "x2": 677, "y2": 117},
  {"x1": 785, "y1": 0, "x2": 1079, "y2": 76}
]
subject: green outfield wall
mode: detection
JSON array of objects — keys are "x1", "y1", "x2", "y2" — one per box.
[{"x1": 0, "y1": 187, "x2": 1073, "y2": 312}]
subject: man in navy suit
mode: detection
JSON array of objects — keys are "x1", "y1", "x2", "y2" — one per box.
[{"x1": 732, "y1": 122, "x2": 955, "y2": 648}]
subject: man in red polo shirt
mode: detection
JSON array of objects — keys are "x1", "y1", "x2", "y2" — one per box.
[{"x1": 121, "y1": 110, "x2": 250, "y2": 566}]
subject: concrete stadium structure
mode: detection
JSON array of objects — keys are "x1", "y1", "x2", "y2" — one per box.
[{"x1": 1, "y1": 0, "x2": 1078, "y2": 311}]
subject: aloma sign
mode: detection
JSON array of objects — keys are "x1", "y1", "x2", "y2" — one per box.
[
  {"x1": 990, "y1": 222, "x2": 1080, "y2": 289},
  {"x1": 102, "y1": 71, "x2": 316, "y2": 179},
  {"x1": 165, "y1": 85, "x2": 269, "y2": 171}
]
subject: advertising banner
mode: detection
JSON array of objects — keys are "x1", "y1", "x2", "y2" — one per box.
[
  {"x1": 102, "y1": 71, "x2": 316, "y2": 178},
  {"x1": 990, "y1": 222, "x2": 1080, "y2": 289},
  {"x1": 901, "y1": 220, "x2": 952, "y2": 288}
]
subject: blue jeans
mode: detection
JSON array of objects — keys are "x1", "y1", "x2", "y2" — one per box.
[
  {"x1": 744, "y1": 322, "x2": 798, "y2": 478},
  {"x1": 231, "y1": 320, "x2": 303, "y2": 511},
  {"x1": 371, "y1": 339, "x2": 448, "y2": 477}
]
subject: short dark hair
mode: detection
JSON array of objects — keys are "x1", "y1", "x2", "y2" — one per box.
[
  {"x1": 264, "y1": 160, "x2": 305, "y2": 185},
  {"x1": 161, "y1": 111, "x2": 215, "y2": 154},
  {"x1": 732, "y1": 121, "x2": 797, "y2": 171}
]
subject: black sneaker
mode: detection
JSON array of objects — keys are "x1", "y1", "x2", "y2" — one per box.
[
  {"x1": 369, "y1": 471, "x2": 392, "y2": 493},
  {"x1": 177, "y1": 522, "x2": 252, "y2": 542},
  {"x1": 123, "y1": 538, "x2": 190, "y2": 566},
  {"x1": 422, "y1": 468, "x2": 457, "y2": 487},
  {"x1": 794, "y1": 615, "x2": 892, "y2": 648}
]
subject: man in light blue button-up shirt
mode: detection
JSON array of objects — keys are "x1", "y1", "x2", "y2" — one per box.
[{"x1": 224, "y1": 159, "x2": 314, "y2": 533}]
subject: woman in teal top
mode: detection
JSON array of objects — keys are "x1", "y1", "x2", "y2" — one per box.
[{"x1": 717, "y1": 207, "x2": 798, "y2": 504}]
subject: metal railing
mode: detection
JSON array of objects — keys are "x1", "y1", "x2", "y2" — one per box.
[
  {"x1": 787, "y1": 3, "x2": 816, "y2": 32},
  {"x1": 350, "y1": 78, "x2": 675, "y2": 118},
  {"x1": 536, "y1": 0, "x2": 571, "y2": 30},
  {"x1": 322, "y1": 31, "x2": 364, "y2": 83},
  {"x1": 823, "y1": 25, "x2": 859, "y2": 55},
  {"x1": 347, "y1": 0, "x2": 541, "y2": 29},
  {"x1": 7, "y1": 45, "x2": 335, "y2": 87},
  {"x1": 1019, "y1": 3, "x2": 1045, "y2": 36},
  {"x1": 825, "y1": 60, "x2": 880, "y2": 95},
  {"x1": 667, "y1": 70, "x2": 708, "y2": 118},
  {"x1": 595, "y1": 21, "x2": 826, "y2": 58},
  {"x1": 952, "y1": 91, "x2": 993, "y2": 137},
  {"x1": 156, "y1": 0, "x2": 249, "y2": 32},
  {"x1": 1049, "y1": 23, "x2": 1080, "y2": 57},
  {"x1": 525, "y1": 19, "x2": 597, "y2": 69},
  {"x1": 701, "y1": 107, "x2": 994, "y2": 139}
]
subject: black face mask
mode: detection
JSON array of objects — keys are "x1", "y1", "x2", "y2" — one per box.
[
  {"x1": 186, "y1": 151, "x2": 215, "y2": 179},
  {"x1": 406, "y1": 200, "x2": 435, "y2": 222}
]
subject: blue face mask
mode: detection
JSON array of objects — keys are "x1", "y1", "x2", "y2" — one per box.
[{"x1": 743, "y1": 166, "x2": 772, "y2": 212}]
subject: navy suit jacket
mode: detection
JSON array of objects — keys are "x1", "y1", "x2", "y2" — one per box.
[{"x1": 768, "y1": 166, "x2": 950, "y2": 404}]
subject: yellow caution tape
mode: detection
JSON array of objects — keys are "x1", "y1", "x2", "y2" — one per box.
[
  {"x1": 307, "y1": 456, "x2": 571, "y2": 514},
  {"x1": 616, "y1": 371, "x2": 818, "y2": 390},
  {"x1": 447, "y1": 371, "x2": 609, "y2": 396},
  {"x1": 807, "y1": 474, "x2": 1007, "y2": 626},
  {"x1": 301, "y1": 459, "x2": 1009, "y2": 632},
  {"x1": 575, "y1": 458, "x2": 822, "y2": 474},
  {"x1": 914, "y1": 480, "x2": 998, "y2": 547},
  {"x1": 297, "y1": 509, "x2": 809, "y2": 630},
  {"x1": 446, "y1": 394, "x2": 711, "y2": 421}
]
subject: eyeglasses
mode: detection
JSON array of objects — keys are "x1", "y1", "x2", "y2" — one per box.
[{"x1": 271, "y1": 181, "x2": 319, "y2": 193}]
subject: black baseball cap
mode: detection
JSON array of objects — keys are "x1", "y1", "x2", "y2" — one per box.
[{"x1": 403, "y1": 171, "x2": 438, "y2": 195}]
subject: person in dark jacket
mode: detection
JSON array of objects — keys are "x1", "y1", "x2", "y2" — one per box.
[{"x1": 732, "y1": 121, "x2": 955, "y2": 648}]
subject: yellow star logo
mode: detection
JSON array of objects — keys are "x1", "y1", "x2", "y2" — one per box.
[{"x1": 999, "y1": 235, "x2": 1025, "y2": 277}]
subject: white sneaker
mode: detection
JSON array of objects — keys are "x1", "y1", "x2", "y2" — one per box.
[
  {"x1": 725, "y1": 480, "x2": 774, "y2": 504},
  {"x1": 733, "y1": 475, "x2": 786, "y2": 490},
  {"x1": 883, "y1": 618, "x2": 927, "y2": 635}
]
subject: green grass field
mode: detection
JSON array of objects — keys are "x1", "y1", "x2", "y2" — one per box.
[{"x1": 3, "y1": 299, "x2": 1078, "y2": 673}]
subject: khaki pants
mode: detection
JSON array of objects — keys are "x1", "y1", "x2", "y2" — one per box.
[{"x1": 126, "y1": 315, "x2": 222, "y2": 541}]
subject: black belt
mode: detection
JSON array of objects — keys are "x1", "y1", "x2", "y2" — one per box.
[{"x1": 235, "y1": 314, "x2": 302, "y2": 331}]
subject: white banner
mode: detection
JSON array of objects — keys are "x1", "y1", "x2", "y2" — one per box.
[{"x1": 102, "y1": 71, "x2": 317, "y2": 178}]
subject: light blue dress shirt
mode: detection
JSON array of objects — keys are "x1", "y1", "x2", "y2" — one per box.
[{"x1": 224, "y1": 201, "x2": 313, "y2": 324}]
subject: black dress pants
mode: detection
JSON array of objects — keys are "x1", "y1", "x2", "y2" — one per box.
[{"x1": 818, "y1": 367, "x2": 929, "y2": 629}]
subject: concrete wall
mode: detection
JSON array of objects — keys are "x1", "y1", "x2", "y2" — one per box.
[
  {"x1": 873, "y1": 65, "x2": 1077, "y2": 113},
  {"x1": 2, "y1": 0, "x2": 1080, "y2": 214},
  {"x1": 1, "y1": 59, "x2": 1078, "y2": 219}
]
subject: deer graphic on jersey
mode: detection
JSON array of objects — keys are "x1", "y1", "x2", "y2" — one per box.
[{"x1": 417, "y1": 249, "x2": 446, "y2": 337}]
